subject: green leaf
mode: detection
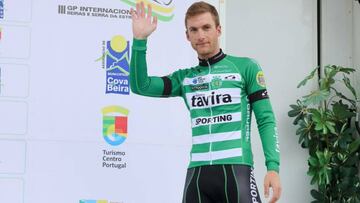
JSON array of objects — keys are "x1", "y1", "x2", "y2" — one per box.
[
  {"x1": 288, "y1": 105, "x2": 302, "y2": 117},
  {"x1": 333, "y1": 102, "x2": 356, "y2": 120},
  {"x1": 303, "y1": 90, "x2": 330, "y2": 106},
  {"x1": 319, "y1": 77, "x2": 335, "y2": 90},
  {"x1": 330, "y1": 87, "x2": 357, "y2": 108},
  {"x1": 343, "y1": 75, "x2": 358, "y2": 100},
  {"x1": 349, "y1": 138, "x2": 360, "y2": 154},
  {"x1": 340, "y1": 166, "x2": 358, "y2": 177},
  {"x1": 309, "y1": 156, "x2": 319, "y2": 166},
  {"x1": 344, "y1": 156, "x2": 358, "y2": 166},
  {"x1": 327, "y1": 67, "x2": 338, "y2": 79},
  {"x1": 310, "y1": 201, "x2": 323, "y2": 203},
  {"x1": 338, "y1": 66, "x2": 355, "y2": 74},
  {"x1": 311, "y1": 189, "x2": 325, "y2": 201},
  {"x1": 325, "y1": 121, "x2": 336, "y2": 134},
  {"x1": 297, "y1": 67, "x2": 319, "y2": 88}
]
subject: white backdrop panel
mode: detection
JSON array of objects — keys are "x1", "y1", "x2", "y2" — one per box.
[{"x1": 225, "y1": 1, "x2": 317, "y2": 202}]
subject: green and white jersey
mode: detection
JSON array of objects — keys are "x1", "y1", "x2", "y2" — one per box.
[{"x1": 130, "y1": 39, "x2": 280, "y2": 172}]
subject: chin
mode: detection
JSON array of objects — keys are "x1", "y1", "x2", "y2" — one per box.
[{"x1": 196, "y1": 49, "x2": 210, "y2": 57}]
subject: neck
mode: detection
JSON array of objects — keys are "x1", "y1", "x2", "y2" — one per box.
[{"x1": 198, "y1": 49, "x2": 226, "y2": 66}]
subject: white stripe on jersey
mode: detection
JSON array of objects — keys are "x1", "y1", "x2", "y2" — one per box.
[
  {"x1": 183, "y1": 73, "x2": 241, "y2": 86},
  {"x1": 191, "y1": 148, "x2": 242, "y2": 162},
  {"x1": 192, "y1": 131, "x2": 241, "y2": 145}
]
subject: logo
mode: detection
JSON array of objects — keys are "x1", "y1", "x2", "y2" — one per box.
[
  {"x1": 211, "y1": 76, "x2": 222, "y2": 89},
  {"x1": 192, "y1": 76, "x2": 206, "y2": 85},
  {"x1": 194, "y1": 114, "x2": 232, "y2": 126},
  {"x1": 274, "y1": 127, "x2": 280, "y2": 153},
  {"x1": 120, "y1": 0, "x2": 175, "y2": 22},
  {"x1": 224, "y1": 74, "x2": 237, "y2": 80},
  {"x1": 80, "y1": 200, "x2": 108, "y2": 203},
  {"x1": 58, "y1": 5, "x2": 131, "y2": 19},
  {"x1": 191, "y1": 92, "x2": 232, "y2": 108},
  {"x1": 80, "y1": 200, "x2": 123, "y2": 203},
  {"x1": 97, "y1": 35, "x2": 130, "y2": 95},
  {"x1": 249, "y1": 169, "x2": 260, "y2": 202},
  {"x1": 0, "y1": 0, "x2": 3, "y2": 19},
  {"x1": 102, "y1": 105, "x2": 129, "y2": 146},
  {"x1": 256, "y1": 71, "x2": 266, "y2": 87},
  {"x1": 262, "y1": 90, "x2": 268, "y2": 97},
  {"x1": 191, "y1": 83, "x2": 208, "y2": 91}
]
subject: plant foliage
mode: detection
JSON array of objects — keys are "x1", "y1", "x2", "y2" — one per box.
[{"x1": 288, "y1": 65, "x2": 360, "y2": 203}]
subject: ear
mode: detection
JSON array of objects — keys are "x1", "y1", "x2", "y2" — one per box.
[
  {"x1": 217, "y1": 25, "x2": 222, "y2": 36},
  {"x1": 186, "y1": 30, "x2": 190, "y2": 41}
]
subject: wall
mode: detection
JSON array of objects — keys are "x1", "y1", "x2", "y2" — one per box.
[
  {"x1": 224, "y1": 1, "x2": 318, "y2": 202},
  {"x1": 353, "y1": 1, "x2": 360, "y2": 98},
  {"x1": 0, "y1": 1, "x2": 197, "y2": 202}
]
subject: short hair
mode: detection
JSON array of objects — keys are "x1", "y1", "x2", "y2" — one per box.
[{"x1": 185, "y1": 1, "x2": 220, "y2": 28}]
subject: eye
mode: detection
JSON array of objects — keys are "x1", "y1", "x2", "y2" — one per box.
[
  {"x1": 189, "y1": 27, "x2": 197, "y2": 33},
  {"x1": 203, "y1": 25, "x2": 211, "y2": 31}
]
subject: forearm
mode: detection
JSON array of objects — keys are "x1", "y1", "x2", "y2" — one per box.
[
  {"x1": 130, "y1": 39, "x2": 166, "y2": 97},
  {"x1": 253, "y1": 99, "x2": 280, "y2": 173}
]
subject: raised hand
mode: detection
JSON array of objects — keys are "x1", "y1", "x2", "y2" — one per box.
[{"x1": 131, "y1": 2, "x2": 158, "y2": 39}]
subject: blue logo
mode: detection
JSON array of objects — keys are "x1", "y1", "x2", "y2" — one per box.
[
  {"x1": 80, "y1": 200, "x2": 108, "y2": 203},
  {"x1": 97, "y1": 35, "x2": 130, "y2": 95}
]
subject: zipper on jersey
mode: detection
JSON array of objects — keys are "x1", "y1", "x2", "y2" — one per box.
[{"x1": 207, "y1": 60, "x2": 213, "y2": 165}]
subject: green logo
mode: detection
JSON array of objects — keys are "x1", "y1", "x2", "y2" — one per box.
[
  {"x1": 120, "y1": 0, "x2": 175, "y2": 22},
  {"x1": 211, "y1": 76, "x2": 222, "y2": 89}
]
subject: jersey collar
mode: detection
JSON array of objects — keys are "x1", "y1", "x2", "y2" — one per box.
[{"x1": 198, "y1": 49, "x2": 226, "y2": 66}]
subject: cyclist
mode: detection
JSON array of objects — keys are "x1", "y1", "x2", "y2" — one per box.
[{"x1": 130, "y1": 1, "x2": 281, "y2": 202}]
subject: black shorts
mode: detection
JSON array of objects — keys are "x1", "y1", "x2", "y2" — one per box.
[{"x1": 182, "y1": 164, "x2": 262, "y2": 203}]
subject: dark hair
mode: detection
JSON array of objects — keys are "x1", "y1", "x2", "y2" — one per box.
[{"x1": 185, "y1": 1, "x2": 220, "y2": 27}]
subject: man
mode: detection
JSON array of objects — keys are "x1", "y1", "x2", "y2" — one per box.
[{"x1": 130, "y1": 1, "x2": 281, "y2": 203}]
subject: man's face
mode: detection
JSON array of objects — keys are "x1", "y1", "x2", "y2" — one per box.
[{"x1": 186, "y1": 12, "x2": 221, "y2": 59}]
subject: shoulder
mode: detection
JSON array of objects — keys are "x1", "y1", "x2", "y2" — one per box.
[
  {"x1": 224, "y1": 55, "x2": 261, "y2": 73},
  {"x1": 226, "y1": 55, "x2": 259, "y2": 67},
  {"x1": 168, "y1": 66, "x2": 199, "y2": 80}
]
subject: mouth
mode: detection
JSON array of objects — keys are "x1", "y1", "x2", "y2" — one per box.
[{"x1": 196, "y1": 42, "x2": 209, "y2": 47}]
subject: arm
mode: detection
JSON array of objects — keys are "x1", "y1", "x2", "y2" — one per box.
[
  {"x1": 130, "y1": 2, "x2": 181, "y2": 97},
  {"x1": 245, "y1": 59, "x2": 281, "y2": 203},
  {"x1": 130, "y1": 39, "x2": 170, "y2": 97}
]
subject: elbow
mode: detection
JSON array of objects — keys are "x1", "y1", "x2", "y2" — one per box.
[{"x1": 130, "y1": 84, "x2": 140, "y2": 95}]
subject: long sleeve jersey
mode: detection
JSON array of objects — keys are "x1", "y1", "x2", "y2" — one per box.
[{"x1": 130, "y1": 39, "x2": 280, "y2": 172}]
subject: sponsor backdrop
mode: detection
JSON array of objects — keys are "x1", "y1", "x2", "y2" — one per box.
[{"x1": 0, "y1": 0, "x2": 201, "y2": 202}]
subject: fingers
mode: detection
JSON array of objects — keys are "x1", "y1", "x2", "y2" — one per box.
[
  {"x1": 136, "y1": 2, "x2": 141, "y2": 17},
  {"x1": 264, "y1": 178, "x2": 270, "y2": 199},
  {"x1": 147, "y1": 3, "x2": 152, "y2": 21},
  {"x1": 135, "y1": 2, "x2": 144, "y2": 18},
  {"x1": 140, "y1": 1, "x2": 145, "y2": 18},
  {"x1": 267, "y1": 183, "x2": 282, "y2": 203},
  {"x1": 270, "y1": 184, "x2": 282, "y2": 203},
  {"x1": 130, "y1": 8, "x2": 137, "y2": 20},
  {"x1": 134, "y1": 2, "x2": 154, "y2": 21},
  {"x1": 152, "y1": 15, "x2": 158, "y2": 28}
]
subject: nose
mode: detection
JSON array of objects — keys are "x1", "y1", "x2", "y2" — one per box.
[{"x1": 197, "y1": 30, "x2": 205, "y2": 41}]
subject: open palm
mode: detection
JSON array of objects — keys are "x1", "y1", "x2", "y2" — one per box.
[{"x1": 131, "y1": 2, "x2": 158, "y2": 39}]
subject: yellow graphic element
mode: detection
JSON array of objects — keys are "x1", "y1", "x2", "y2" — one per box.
[
  {"x1": 102, "y1": 105, "x2": 129, "y2": 116},
  {"x1": 110, "y1": 35, "x2": 127, "y2": 53},
  {"x1": 256, "y1": 71, "x2": 266, "y2": 87},
  {"x1": 136, "y1": 0, "x2": 174, "y2": 14},
  {"x1": 107, "y1": 124, "x2": 116, "y2": 135}
]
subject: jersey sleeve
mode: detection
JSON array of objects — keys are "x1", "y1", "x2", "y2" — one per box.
[
  {"x1": 245, "y1": 59, "x2": 280, "y2": 173},
  {"x1": 130, "y1": 38, "x2": 183, "y2": 97}
]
